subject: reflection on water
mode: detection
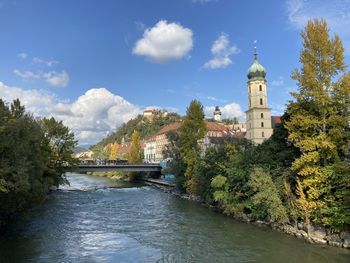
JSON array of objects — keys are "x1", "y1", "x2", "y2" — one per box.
[{"x1": 0, "y1": 173, "x2": 349, "y2": 263}]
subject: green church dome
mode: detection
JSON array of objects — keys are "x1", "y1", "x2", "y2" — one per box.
[{"x1": 247, "y1": 54, "x2": 266, "y2": 80}]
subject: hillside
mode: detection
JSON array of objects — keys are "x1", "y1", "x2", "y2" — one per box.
[{"x1": 92, "y1": 112, "x2": 181, "y2": 149}]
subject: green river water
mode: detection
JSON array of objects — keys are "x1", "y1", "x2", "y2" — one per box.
[{"x1": 0, "y1": 173, "x2": 349, "y2": 262}]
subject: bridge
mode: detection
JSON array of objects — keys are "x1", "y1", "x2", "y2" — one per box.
[{"x1": 75, "y1": 164, "x2": 162, "y2": 174}]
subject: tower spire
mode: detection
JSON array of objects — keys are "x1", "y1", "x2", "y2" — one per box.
[{"x1": 254, "y1": 40, "x2": 258, "y2": 60}]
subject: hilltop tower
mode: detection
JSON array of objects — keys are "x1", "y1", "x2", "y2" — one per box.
[
  {"x1": 213, "y1": 106, "x2": 222, "y2": 122},
  {"x1": 245, "y1": 45, "x2": 273, "y2": 144}
]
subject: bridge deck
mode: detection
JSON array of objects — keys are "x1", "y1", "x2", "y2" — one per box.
[{"x1": 75, "y1": 164, "x2": 162, "y2": 173}]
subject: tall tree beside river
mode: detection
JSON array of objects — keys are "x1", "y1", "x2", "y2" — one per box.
[
  {"x1": 179, "y1": 100, "x2": 207, "y2": 195},
  {"x1": 285, "y1": 19, "x2": 350, "y2": 231},
  {"x1": 128, "y1": 130, "x2": 143, "y2": 164},
  {"x1": 0, "y1": 99, "x2": 77, "y2": 226}
]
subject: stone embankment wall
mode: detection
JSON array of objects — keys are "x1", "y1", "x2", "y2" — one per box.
[{"x1": 277, "y1": 223, "x2": 350, "y2": 249}]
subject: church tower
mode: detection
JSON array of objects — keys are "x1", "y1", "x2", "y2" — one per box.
[
  {"x1": 245, "y1": 45, "x2": 273, "y2": 144},
  {"x1": 213, "y1": 106, "x2": 222, "y2": 122}
]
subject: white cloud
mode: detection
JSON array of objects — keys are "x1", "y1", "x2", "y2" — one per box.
[
  {"x1": 43, "y1": 71, "x2": 69, "y2": 88},
  {"x1": 32, "y1": 57, "x2": 58, "y2": 67},
  {"x1": 204, "y1": 33, "x2": 240, "y2": 69},
  {"x1": 271, "y1": 76, "x2": 284, "y2": 86},
  {"x1": 0, "y1": 82, "x2": 141, "y2": 146},
  {"x1": 286, "y1": 0, "x2": 350, "y2": 50},
  {"x1": 14, "y1": 69, "x2": 70, "y2": 88},
  {"x1": 13, "y1": 69, "x2": 41, "y2": 80},
  {"x1": 205, "y1": 102, "x2": 244, "y2": 119},
  {"x1": 133, "y1": 20, "x2": 193, "y2": 63},
  {"x1": 17, "y1": 52, "x2": 28, "y2": 60},
  {"x1": 207, "y1": 96, "x2": 228, "y2": 103}
]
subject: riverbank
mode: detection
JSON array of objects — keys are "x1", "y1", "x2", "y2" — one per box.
[
  {"x1": 81, "y1": 172, "x2": 350, "y2": 250},
  {"x1": 144, "y1": 180, "x2": 350, "y2": 250}
]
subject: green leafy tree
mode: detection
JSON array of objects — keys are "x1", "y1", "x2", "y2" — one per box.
[
  {"x1": 285, "y1": 19, "x2": 350, "y2": 229},
  {"x1": 179, "y1": 100, "x2": 207, "y2": 195},
  {"x1": 0, "y1": 99, "x2": 77, "y2": 226},
  {"x1": 163, "y1": 131, "x2": 186, "y2": 191},
  {"x1": 40, "y1": 117, "x2": 77, "y2": 183},
  {"x1": 247, "y1": 167, "x2": 288, "y2": 223},
  {"x1": 92, "y1": 144, "x2": 110, "y2": 160}
]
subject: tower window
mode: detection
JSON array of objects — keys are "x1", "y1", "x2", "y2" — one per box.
[
  {"x1": 261, "y1": 113, "x2": 264, "y2": 118},
  {"x1": 259, "y1": 85, "x2": 262, "y2": 91},
  {"x1": 249, "y1": 86, "x2": 251, "y2": 93},
  {"x1": 261, "y1": 122, "x2": 264, "y2": 127},
  {"x1": 262, "y1": 131, "x2": 265, "y2": 137},
  {"x1": 260, "y1": 98, "x2": 263, "y2": 105}
]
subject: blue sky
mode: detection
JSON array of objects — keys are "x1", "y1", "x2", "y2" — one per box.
[{"x1": 0, "y1": 0, "x2": 349, "y2": 146}]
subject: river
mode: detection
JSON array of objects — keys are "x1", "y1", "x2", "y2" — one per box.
[{"x1": 0, "y1": 173, "x2": 349, "y2": 263}]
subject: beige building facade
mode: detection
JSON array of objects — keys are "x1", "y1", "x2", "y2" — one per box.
[{"x1": 245, "y1": 49, "x2": 273, "y2": 144}]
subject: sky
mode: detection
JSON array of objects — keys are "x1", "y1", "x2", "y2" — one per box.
[{"x1": 0, "y1": 0, "x2": 350, "y2": 146}]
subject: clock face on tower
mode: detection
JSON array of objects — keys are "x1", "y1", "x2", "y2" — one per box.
[{"x1": 258, "y1": 91, "x2": 263, "y2": 96}]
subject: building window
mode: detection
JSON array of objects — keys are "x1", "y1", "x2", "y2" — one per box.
[
  {"x1": 249, "y1": 86, "x2": 251, "y2": 93},
  {"x1": 262, "y1": 131, "x2": 265, "y2": 137},
  {"x1": 261, "y1": 122, "x2": 264, "y2": 127},
  {"x1": 259, "y1": 85, "x2": 262, "y2": 91},
  {"x1": 260, "y1": 98, "x2": 263, "y2": 105},
  {"x1": 261, "y1": 113, "x2": 264, "y2": 118}
]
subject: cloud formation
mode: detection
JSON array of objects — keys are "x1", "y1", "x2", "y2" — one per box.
[
  {"x1": 0, "y1": 82, "x2": 141, "y2": 146},
  {"x1": 14, "y1": 54, "x2": 69, "y2": 88},
  {"x1": 205, "y1": 102, "x2": 244, "y2": 120},
  {"x1": 14, "y1": 69, "x2": 70, "y2": 88},
  {"x1": 204, "y1": 33, "x2": 240, "y2": 69},
  {"x1": 32, "y1": 57, "x2": 58, "y2": 67},
  {"x1": 271, "y1": 76, "x2": 284, "y2": 86},
  {"x1": 133, "y1": 20, "x2": 193, "y2": 63},
  {"x1": 43, "y1": 71, "x2": 69, "y2": 87},
  {"x1": 206, "y1": 96, "x2": 228, "y2": 103},
  {"x1": 17, "y1": 53, "x2": 28, "y2": 60},
  {"x1": 13, "y1": 69, "x2": 41, "y2": 80}
]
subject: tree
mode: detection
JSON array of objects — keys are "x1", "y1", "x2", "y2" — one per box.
[
  {"x1": 247, "y1": 167, "x2": 288, "y2": 223},
  {"x1": 233, "y1": 116, "x2": 239, "y2": 124},
  {"x1": 0, "y1": 99, "x2": 77, "y2": 226},
  {"x1": 179, "y1": 100, "x2": 207, "y2": 195},
  {"x1": 109, "y1": 143, "x2": 119, "y2": 160},
  {"x1": 92, "y1": 144, "x2": 110, "y2": 160},
  {"x1": 285, "y1": 19, "x2": 350, "y2": 228},
  {"x1": 163, "y1": 131, "x2": 186, "y2": 191},
  {"x1": 128, "y1": 130, "x2": 142, "y2": 164},
  {"x1": 40, "y1": 117, "x2": 77, "y2": 182}
]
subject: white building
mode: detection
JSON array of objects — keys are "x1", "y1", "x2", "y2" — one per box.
[{"x1": 144, "y1": 135, "x2": 156, "y2": 163}]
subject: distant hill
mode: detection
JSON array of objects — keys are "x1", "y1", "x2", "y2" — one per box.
[
  {"x1": 92, "y1": 112, "x2": 181, "y2": 149},
  {"x1": 73, "y1": 146, "x2": 87, "y2": 154}
]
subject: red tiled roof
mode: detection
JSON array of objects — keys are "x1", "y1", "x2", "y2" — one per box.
[
  {"x1": 155, "y1": 121, "x2": 230, "y2": 136},
  {"x1": 156, "y1": 122, "x2": 181, "y2": 135},
  {"x1": 205, "y1": 121, "x2": 230, "y2": 133},
  {"x1": 272, "y1": 116, "x2": 282, "y2": 124}
]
